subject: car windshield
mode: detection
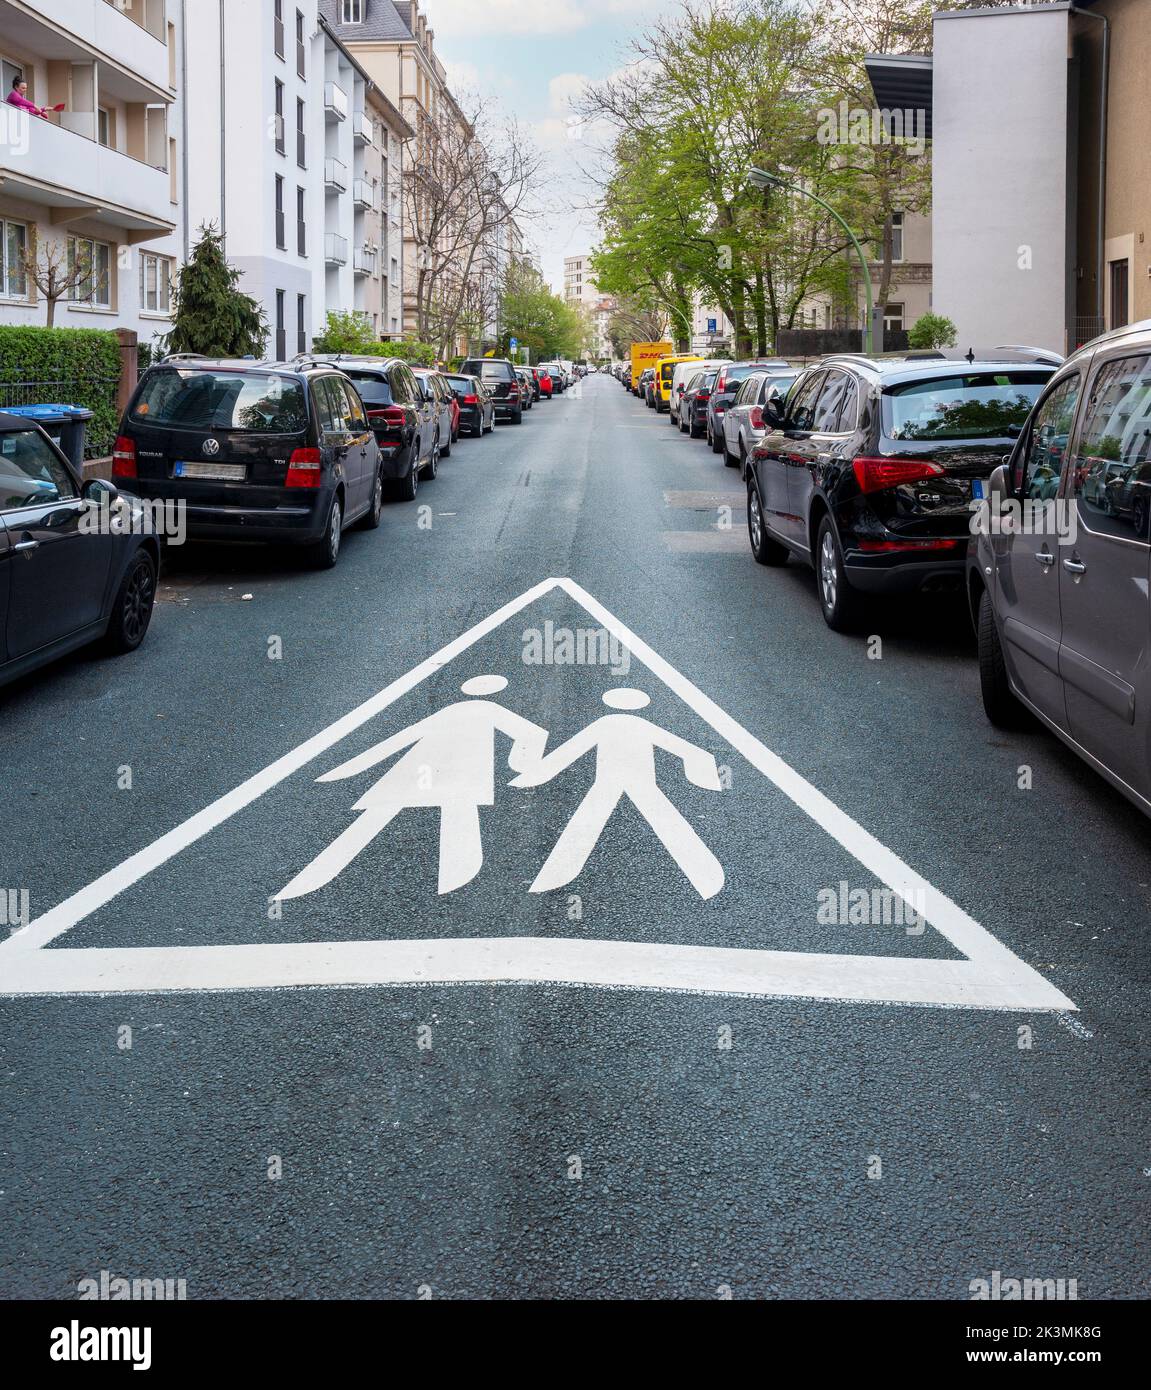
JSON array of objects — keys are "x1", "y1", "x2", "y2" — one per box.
[
  {"x1": 883, "y1": 371, "x2": 1051, "y2": 440},
  {"x1": 445, "y1": 375, "x2": 472, "y2": 396},
  {"x1": 721, "y1": 365, "x2": 757, "y2": 386},
  {"x1": 132, "y1": 369, "x2": 308, "y2": 433},
  {"x1": 342, "y1": 372, "x2": 393, "y2": 407}
]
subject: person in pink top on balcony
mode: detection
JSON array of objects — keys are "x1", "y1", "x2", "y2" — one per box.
[{"x1": 7, "y1": 77, "x2": 49, "y2": 119}]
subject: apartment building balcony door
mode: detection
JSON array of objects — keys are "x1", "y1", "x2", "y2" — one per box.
[{"x1": 1109, "y1": 259, "x2": 1130, "y2": 331}]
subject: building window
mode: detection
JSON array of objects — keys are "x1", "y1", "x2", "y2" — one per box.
[
  {"x1": 275, "y1": 175, "x2": 286, "y2": 249},
  {"x1": 275, "y1": 289, "x2": 286, "y2": 359},
  {"x1": 138, "y1": 252, "x2": 172, "y2": 314},
  {"x1": 296, "y1": 10, "x2": 306, "y2": 78},
  {"x1": 68, "y1": 237, "x2": 112, "y2": 308},
  {"x1": 890, "y1": 211, "x2": 904, "y2": 263},
  {"x1": 97, "y1": 107, "x2": 110, "y2": 147},
  {"x1": 297, "y1": 293, "x2": 307, "y2": 353},
  {"x1": 883, "y1": 302, "x2": 905, "y2": 333},
  {"x1": 274, "y1": 79, "x2": 285, "y2": 155},
  {"x1": 297, "y1": 186, "x2": 306, "y2": 256},
  {"x1": 274, "y1": 0, "x2": 285, "y2": 59},
  {"x1": 341, "y1": 0, "x2": 364, "y2": 21},
  {"x1": 0, "y1": 218, "x2": 28, "y2": 300},
  {"x1": 1109, "y1": 259, "x2": 1130, "y2": 331},
  {"x1": 296, "y1": 98, "x2": 305, "y2": 167}
]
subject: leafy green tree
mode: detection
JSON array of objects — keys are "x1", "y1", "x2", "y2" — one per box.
[
  {"x1": 312, "y1": 310, "x2": 381, "y2": 354},
  {"x1": 908, "y1": 312, "x2": 958, "y2": 349},
  {"x1": 165, "y1": 225, "x2": 266, "y2": 358}
]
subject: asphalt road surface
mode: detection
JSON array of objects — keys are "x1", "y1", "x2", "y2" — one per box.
[{"x1": 1, "y1": 373, "x2": 1147, "y2": 1299}]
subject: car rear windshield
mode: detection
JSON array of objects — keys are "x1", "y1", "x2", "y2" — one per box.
[
  {"x1": 720, "y1": 365, "x2": 756, "y2": 386},
  {"x1": 132, "y1": 369, "x2": 308, "y2": 433},
  {"x1": 882, "y1": 371, "x2": 1051, "y2": 441},
  {"x1": 342, "y1": 371, "x2": 393, "y2": 407},
  {"x1": 463, "y1": 360, "x2": 514, "y2": 383},
  {"x1": 445, "y1": 375, "x2": 473, "y2": 395}
]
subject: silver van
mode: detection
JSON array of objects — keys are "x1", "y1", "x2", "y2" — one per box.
[{"x1": 969, "y1": 318, "x2": 1151, "y2": 813}]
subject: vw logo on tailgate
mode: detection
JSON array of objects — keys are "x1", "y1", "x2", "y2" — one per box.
[{"x1": 202, "y1": 438, "x2": 221, "y2": 457}]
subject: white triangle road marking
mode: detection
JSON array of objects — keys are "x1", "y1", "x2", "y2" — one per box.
[{"x1": 0, "y1": 578, "x2": 1075, "y2": 1010}]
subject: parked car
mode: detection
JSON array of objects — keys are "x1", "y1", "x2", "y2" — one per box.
[
  {"x1": 444, "y1": 373, "x2": 495, "y2": 436},
  {"x1": 0, "y1": 413, "x2": 158, "y2": 688},
  {"x1": 438, "y1": 371, "x2": 462, "y2": 441},
  {"x1": 679, "y1": 369, "x2": 719, "y2": 437},
  {"x1": 537, "y1": 368, "x2": 554, "y2": 399},
  {"x1": 669, "y1": 359, "x2": 728, "y2": 427},
  {"x1": 707, "y1": 359, "x2": 790, "y2": 453},
  {"x1": 516, "y1": 369, "x2": 535, "y2": 411},
  {"x1": 521, "y1": 366, "x2": 542, "y2": 402},
  {"x1": 722, "y1": 368, "x2": 800, "y2": 474},
  {"x1": 539, "y1": 361, "x2": 565, "y2": 395},
  {"x1": 745, "y1": 350, "x2": 1056, "y2": 629},
  {"x1": 971, "y1": 320, "x2": 1151, "y2": 815},
  {"x1": 114, "y1": 358, "x2": 387, "y2": 568},
  {"x1": 636, "y1": 367, "x2": 655, "y2": 407},
  {"x1": 411, "y1": 368, "x2": 455, "y2": 457},
  {"x1": 459, "y1": 358, "x2": 524, "y2": 422},
  {"x1": 312, "y1": 355, "x2": 438, "y2": 502}
]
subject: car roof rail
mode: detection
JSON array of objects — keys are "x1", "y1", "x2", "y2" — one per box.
[{"x1": 991, "y1": 344, "x2": 1065, "y2": 365}]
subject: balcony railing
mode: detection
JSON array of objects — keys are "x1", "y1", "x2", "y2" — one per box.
[
  {"x1": 324, "y1": 233, "x2": 348, "y2": 266},
  {"x1": 323, "y1": 82, "x2": 348, "y2": 122},
  {"x1": 353, "y1": 179, "x2": 375, "y2": 211},
  {"x1": 324, "y1": 157, "x2": 347, "y2": 193},
  {"x1": 354, "y1": 247, "x2": 377, "y2": 276},
  {"x1": 353, "y1": 110, "x2": 373, "y2": 145}
]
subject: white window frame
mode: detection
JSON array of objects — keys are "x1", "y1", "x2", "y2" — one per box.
[
  {"x1": 341, "y1": 0, "x2": 363, "y2": 22},
  {"x1": 891, "y1": 211, "x2": 905, "y2": 264},
  {"x1": 883, "y1": 301, "x2": 905, "y2": 333},
  {"x1": 0, "y1": 217, "x2": 29, "y2": 301},
  {"x1": 138, "y1": 251, "x2": 172, "y2": 315},
  {"x1": 68, "y1": 236, "x2": 113, "y2": 308}
]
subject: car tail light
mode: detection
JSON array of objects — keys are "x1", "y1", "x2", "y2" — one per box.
[
  {"x1": 749, "y1": 407, "x2": 763, "y2": 429},
  {"x1": 852, "y1": 456, "x2": 945, "y2": 495},
  {"x1": 509, "y1": 385, "x2": 520, "y2": 400},
  {"x1": 285, "y1": 446, "x2": 322, "y2": 488},
  {"x1": 698, "y1": 391, "x2": 710, "y2": 401},
  {"x1": 857, "y1": 538, "x2": 962, "y2": 552},
  {"x1": 368, "y1": 407, "x2": 406, "y2": 429},
  {"x1": 112, "y1": 435, "x2": 137, "y2": 478},
  {"x1": 463, "y1": 393, "x2": 478, "y2": 404}
]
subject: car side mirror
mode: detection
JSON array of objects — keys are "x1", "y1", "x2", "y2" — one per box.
[
  {"x1": 987, "y1": 463, "x2": 1011, "y2": 509},
  {"x1": 763, "y1": 399, "x2": 786, "y2": 429},
  {"x1": 82, "y1": 477, "x2": 119, "y2": 503}
]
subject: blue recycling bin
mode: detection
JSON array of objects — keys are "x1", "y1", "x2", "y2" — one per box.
[{"x1": 5, "y1": 403, "x2": 94, "y2": 473}]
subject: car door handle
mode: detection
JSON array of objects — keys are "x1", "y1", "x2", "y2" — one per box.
[
  {"x1": 1034, "y1": 549, "x2": 1055, "y2": 566},
  {"x1": 1062, "y1": 558, "x2": 1087, "y2": 575},
  {"x1": 13, "y1": 537, "x2": 39, "y2": 553}
]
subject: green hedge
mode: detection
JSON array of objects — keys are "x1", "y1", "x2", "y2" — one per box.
[{"x1": 0, "y1": 325, "x2": 122, "y2": 459}]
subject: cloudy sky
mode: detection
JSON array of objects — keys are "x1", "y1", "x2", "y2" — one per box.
[{"x1": 419, "y1": 0, "x2": 665, "y2": 294}]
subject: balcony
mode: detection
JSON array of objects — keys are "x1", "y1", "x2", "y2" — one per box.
[
  {"x1": 323, "y1": 157, "x2": 347, "y2": 193},
  {"x1": 353, "y1": 179, "x2": 375, "y2": 212},
  {"x1": 11, "y1": 2, "x2": 171, "y2": 88},
  {"x1": 354, "y1": 247, "x2": 377, "y2": 276},
  {"x1": 352, "y1": 110, "x2": 374, "y2": 146},
  {"x1": 0, "y1": 112, "x2": 175, "y2": 244},
  {"x1": 323, "y1": 82, "x2": 348, "y2": 123},
  {"x1": 324, "y1": 233, "x2": 348, "y2": 266}
]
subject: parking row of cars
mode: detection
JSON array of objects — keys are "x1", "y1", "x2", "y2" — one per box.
[
  {"x1": 0, "y1": 352, "x2": 577, "y2": 691},
  {"x1": 618, "y1": 324, "x2": 1151, "y2": 820}
]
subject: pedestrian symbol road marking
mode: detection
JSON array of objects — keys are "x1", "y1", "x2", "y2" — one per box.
[{"x1": 0, "y1": 578, "x2": 1075, "y2": 1011}]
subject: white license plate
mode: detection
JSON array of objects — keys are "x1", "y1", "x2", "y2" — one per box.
[{"x1": 173, "y1": 461, "x2": 246, "y2": 481}]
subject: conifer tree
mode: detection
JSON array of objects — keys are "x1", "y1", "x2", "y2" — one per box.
[{"x1": 165, "y1": 225, "x2": 267, "y2": 358}]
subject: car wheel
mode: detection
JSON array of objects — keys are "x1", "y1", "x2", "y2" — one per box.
[
  {"x1": 361, "y1": 464, "x2": 385, "y2": 529},
  {"x1": 441, "y1": 424, "x2": 452, "y2": 458},
  {"x1": 512, "y1": 409, "x2": 523, "y2": 424},
  {"x1": 724, "y1": 437, "x2": 740, "y2": 470},
  {"x1": 747, "y1": 483, "x2": 788, "y2": 567},
  {"x1": 1134, "y1": 497, "x2": 1149, "y2": 538},
  {"x1": 308, "y1": 493, "x2": 343, "y2": 570},
  {"x1": 421, "y1": 436, "x2": 439, "y2": 480},
  {"x1": 815, "y1": 515, "x2": 861, "y2": 631},
  {"x1": 710, "y1": 423, "x2": 723, "y2": 454},
  {"x1": 978, "y1": 589, "x2": 1027, "y2": 727},
  {"x1": 103, "y1": 549, "x2": 156, "y2": 653},
  {"x1": 397, "y1": 458, "x2": 419, "y2": 500}
]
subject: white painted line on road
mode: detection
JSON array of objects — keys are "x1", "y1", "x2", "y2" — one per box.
[{"x1": 0, "y1": 578, "x2": 1075, "y2": 1011}]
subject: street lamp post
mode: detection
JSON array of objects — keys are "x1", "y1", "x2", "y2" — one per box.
[{"x1": 747, "y1": 166, "x2": 874, "y2": 355}]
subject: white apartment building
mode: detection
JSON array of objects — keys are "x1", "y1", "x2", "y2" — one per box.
[
  {"x1": 563, "y1": 253, "x2": 596, "y2": 308},
  {"x1": 0, "y1": 0, "x2": 183, "y2": 342}
]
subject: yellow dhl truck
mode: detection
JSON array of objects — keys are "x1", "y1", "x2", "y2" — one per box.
[{"x1": 630, "y1": 341, "x2": 673, "y2": 391}]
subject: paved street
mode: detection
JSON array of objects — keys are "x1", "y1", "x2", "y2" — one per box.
[{"x1": 1, "y1": 372, "x2": 1147, "y2": 1300}]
